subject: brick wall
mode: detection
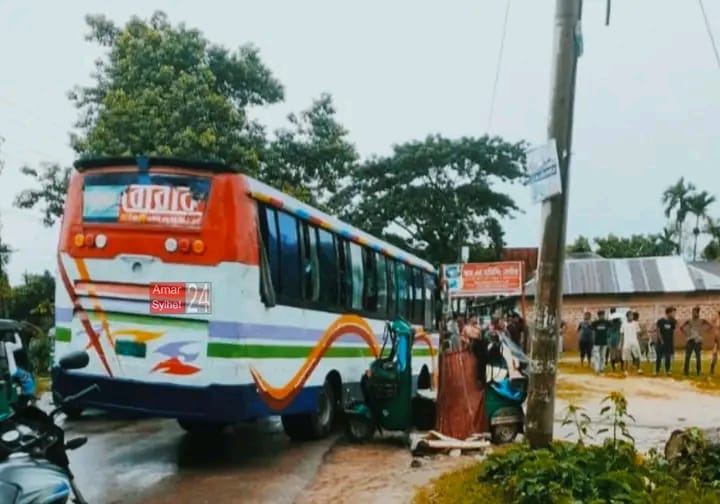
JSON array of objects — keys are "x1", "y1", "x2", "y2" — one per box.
[{"x1": 524, "y1": 292, "x2": 720, "y2": 351}]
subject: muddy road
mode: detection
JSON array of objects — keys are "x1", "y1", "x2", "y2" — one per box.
[
  {"x1": 56, "y1": 371, "x2": 720, "y2": 503},
  {"x1": 64, "y1": 415, "x2": 334, "y2": 504}
]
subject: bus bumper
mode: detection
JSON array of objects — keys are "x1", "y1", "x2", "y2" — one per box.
[{"x1": 50, "y1": 367, "x2": 321, "y2": 422}]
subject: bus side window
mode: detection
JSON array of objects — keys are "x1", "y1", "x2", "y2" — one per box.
[
  {"x1": 376, "y1": 254, "x2": 388, "y2": 318},
  {"x1": 413, "y1": 268, "x2": 424, "y2": 325},
  {"x1": 423, "y1": 272, "x2": 435, "y2": 330},
  {"x1": 337, "y1": 238, "x2": 351, "y2": 309},
  {"x1": 262, "y1": 206, "x2": 281, "y2": 299},
  {"x1": 362, "y1": 248, "x2": 378, "y2": 313},
  {"x1": 349, "y1": 242, "x2": 364, "y2": 311},
  {"x1": 277, "y1": 211, "x2": 302, "y2": 303},
  {"x1": 396, "y1": 262, "x2": 407, "y2": 320},
  {"x1": 300, "y1": 223, "x2": 320, "y2": 304},
  {"x1": 406, "y1": 265, "x2": 416, "y2": 322},
  {"x1": 387, "y1": 259, "x2": 396, "y2": 318},
  {"x1": 317, "y1": 228, "x2": 339, "y2": 308}
]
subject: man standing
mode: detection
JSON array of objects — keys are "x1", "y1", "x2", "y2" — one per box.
[
  {"x1": 446, "y1": 313, "x2": 461, "y2": 352},
  {"x1": 681, "y1": 306, "x2": 712, "y2": 376},
  {"x1": 576, "y1": 312, "x2": 595, "y2": 368},
  {"x1": 591, "y1": 310, "x2": 611, "y2": 374},
  {"x1": 621, "y1": 311, "x2": 642, "y2": 375},
  {"x1": 655, "y1": 307, "x2": 677, "y2": 376}
]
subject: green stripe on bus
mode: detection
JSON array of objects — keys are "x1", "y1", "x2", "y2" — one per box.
[
  {"x1": 55, "y1": 327, "x2": 72, "y2": 342},
  {"x1": 87, "y1": 311, "x2": 206, "y2": 329},
  {"x1": 207, "y1": 343, "x2": 432, "y2": 359}
]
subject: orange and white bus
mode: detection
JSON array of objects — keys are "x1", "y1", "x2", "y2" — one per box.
[{"x1": 52, "y1": 156, "x2": 439, "y2": 438}]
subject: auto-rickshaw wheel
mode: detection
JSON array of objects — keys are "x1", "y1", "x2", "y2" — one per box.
[
  {"x1": 345, "y1": 414, "x2": 375, "y2": 443},
  {"x1": 491, "y1": 423, "x2": 520, "y2": 444}
]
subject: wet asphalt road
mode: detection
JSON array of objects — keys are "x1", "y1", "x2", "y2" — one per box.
[{"x1": 62, "y1": 412, "x2": 336, "y2": 504}]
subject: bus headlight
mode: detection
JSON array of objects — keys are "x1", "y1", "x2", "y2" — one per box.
[{"x1": 164, "y1": 238, "x2": 178, "y2": 253}]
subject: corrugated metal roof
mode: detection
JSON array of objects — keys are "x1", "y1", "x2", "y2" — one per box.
[
  {"x1": 688, "y1": 262, "x2": 720, "y2": 291},
  {"x1": 525, "y1": 256, "x2": 706, "y2": 296}
]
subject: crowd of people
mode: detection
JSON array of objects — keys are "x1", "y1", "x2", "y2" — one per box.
[
  {"x1": 573, "y1": 306, "x2": 718, "y2": 377},
  {"x1": 442, "y1": 311, "x2": 528, "y2": 353}
]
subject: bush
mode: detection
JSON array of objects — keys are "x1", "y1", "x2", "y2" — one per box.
[
  {"x1": 29, "y1": 333, "x2": 50, "y2": 375},
  {"x1": 414, "y1": 392, "x2": 720, "y2": 504}
]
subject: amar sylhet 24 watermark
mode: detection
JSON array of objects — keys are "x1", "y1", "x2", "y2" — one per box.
[{"x1": 149, "y1": 282, "x2": 212, "y2": 314}]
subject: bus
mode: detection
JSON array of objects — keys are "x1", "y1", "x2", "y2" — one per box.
[{"x1": 52, "y1": 156, "x2": 439, "y2": 439}]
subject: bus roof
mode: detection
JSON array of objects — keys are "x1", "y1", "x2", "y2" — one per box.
[
  {"x1": 74, "y1": 156, "x2": 239, "y2": 173},
  {"x1": 245, "y1": 176, "x2": 437, "y2": 274}
]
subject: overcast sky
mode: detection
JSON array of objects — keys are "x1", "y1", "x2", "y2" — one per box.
[{"x1": 1, "y1": 0, "x2": 719, "y2": 284}]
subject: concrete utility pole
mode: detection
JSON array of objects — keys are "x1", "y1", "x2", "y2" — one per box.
[{"x1": 525, "y1": 0, "x2": 583, "y2": 449}]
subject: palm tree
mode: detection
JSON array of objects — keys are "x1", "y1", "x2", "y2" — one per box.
[
  {"x1": 703, "y1": 217, "x2": 720, "y2": 261},
  {"x1": 687, "y1": 190, "x2": 717, "y2": 261},
  {"x1": 661, "y1": 177, "x2": 696, "y2": 256},
  {"x1": 658, "y1": 226, "x2": 679, "y2": 255}
]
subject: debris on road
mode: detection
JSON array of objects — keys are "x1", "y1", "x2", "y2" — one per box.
[{"x1": 410, "y1": 430, "x2": 492, "y2": 456}]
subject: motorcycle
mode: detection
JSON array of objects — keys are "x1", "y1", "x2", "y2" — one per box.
[{"x1": 0, "y1": 350, "x2": 97, "y2": 504}]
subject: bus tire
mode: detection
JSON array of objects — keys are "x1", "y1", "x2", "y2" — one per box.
[
  {"x1": 281, "y1": 379, "x2": 336, "y2": 441},
  {"x1": 177, "y1": 419, "x2": 228, "y2": 435}
]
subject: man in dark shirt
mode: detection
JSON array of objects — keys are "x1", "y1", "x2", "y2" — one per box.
[
  {"x1": 655, "y1": 306, "x2": 676, "y2": 375},
  {"x1": 591, "y1": 310, "x2": 611, "y2": 373}
]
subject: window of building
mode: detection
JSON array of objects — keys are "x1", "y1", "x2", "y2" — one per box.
[
  {"x1": 376, "y1": 254, "x2": 388, "y2": 317},
  {"x1": 317, "y1": 228, "x2": 339, "y2": 307},
  {"x1": 349, "y1": 242, "x2": 364, "y2": 311},
  {"x1": 277, "y1": 211, "x2": 301, "y2": 302}
]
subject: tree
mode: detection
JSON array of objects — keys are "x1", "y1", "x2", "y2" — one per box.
[
  {"x1": 69, "y1": 11, "x2": 283, "y2": 169},
  {"x1": 661, "y1": 177, "x2": 696, "y2": 256},
  {"x1": 686, "y1": 190, "x2": 716, "y2": 261},
  {"x1": 593, "y1": 233, "x2": 675, "y2": 259},
  {"x1": 703, "y1": 217, "x2": 720, "y2": 260},
  {"x1": 336, "y1": 135, "x2": 526, "y2": 265},
  {"x1": 567, "y1": 235, "x2": 592, "y2": 255},
  {"x1": 14, "y1": 164, "x2": 71, "y2": 226},
  {"x1": 261, "y1": 93, "x2": 358, "y2": 211},
  {"x1": 9, "y1": 270, "x2": 55, "y2": 332}
]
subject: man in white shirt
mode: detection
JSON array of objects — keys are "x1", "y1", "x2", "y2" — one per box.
[
  {"x1": 621, "y1": 311, "x2": 642, "y2": 375},
  {"x1": 3, "y1": 331, "x2": 35, "y2": 397}
]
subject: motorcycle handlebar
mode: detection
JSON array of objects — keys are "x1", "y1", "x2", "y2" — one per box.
[{"x1": 63, "y1": 384, "x2": 100, "y2": 404}]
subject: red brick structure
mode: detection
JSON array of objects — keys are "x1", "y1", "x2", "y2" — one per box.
[{"x1": 524, "y1": 257, "x2": 720, "y2": 351}]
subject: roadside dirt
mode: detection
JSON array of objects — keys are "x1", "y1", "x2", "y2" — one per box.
[{"x1": 299, "y1": 370, "x2": 720, "y2": 503}]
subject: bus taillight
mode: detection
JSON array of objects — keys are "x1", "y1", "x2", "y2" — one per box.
[
  {"x1": 179, "y1": 239, "x2": 190, "y2": 253},
  {"x1": 85, "y1": 234, "x2": 95, "y2": 247},
  {"x1": 192, "y1": 239, "x2": 205, "y2": 254},
  {"x1": 95, "y1": 234, "x2": 108, "y2": 249},
  {"x1": 74, "y1": 234, "x2": 85, "y2": 247},
  {"x1": 164, "y1": 238, "x2": 178, "y2": 253}
]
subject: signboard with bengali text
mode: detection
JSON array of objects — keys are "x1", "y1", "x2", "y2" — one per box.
[{"x1": 443, "y1": 261, "x2": 524, "y2": 298}]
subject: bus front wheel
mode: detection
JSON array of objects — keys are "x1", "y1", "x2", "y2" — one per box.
[
  {"x1": 281, "y1": 380, "x2": 336, "y2": 441},
  {"x1": 177, "y1": 419, "x2": 228, "y2": 435}
]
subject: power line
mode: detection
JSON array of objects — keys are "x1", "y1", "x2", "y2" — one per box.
[
  {"x1": 698, "y1": 0, "x2": 720, "y2": 69},
  {"x1": 487, "y1": 0, "x2": 512, "y2": 134}
]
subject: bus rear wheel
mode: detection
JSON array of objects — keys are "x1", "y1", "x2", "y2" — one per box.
[
  {"x1": 177, "y1": 419, "x2": 228, "y2": 435},
  {"x1": 281, "y1": 380, "x2": 336, "y2": 441}
]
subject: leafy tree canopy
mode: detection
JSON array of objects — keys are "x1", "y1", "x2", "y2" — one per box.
[
  {"x1": 14, "y1": 11, "x2": 357, "y2": 224},
  {"x1": 593, "y1": 233, "x2": 676, "y2": 259},
  {"x1": 261, "y1": 93, "x2": 358, "y2": 212},
  {"x1": 69, "y1": 11, "x2": 283, "y2": 170},
  {"x1": 336, "y1": 135, "x2": 526, "y2": 264}
]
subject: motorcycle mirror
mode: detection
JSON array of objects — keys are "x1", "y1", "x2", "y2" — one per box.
[
  {"x1": 1, "y1": 430, "x2": 19, "y2": 443},
  {"x1": 58, "y1": 351, "x2": 90, "y2": 370}
]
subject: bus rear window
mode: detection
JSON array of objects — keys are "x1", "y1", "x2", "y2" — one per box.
[{"x1": 82, "y1": 172, "x2": 211, "y2": 228}]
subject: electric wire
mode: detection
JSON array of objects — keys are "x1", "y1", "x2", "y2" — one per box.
[
  {"x1": 698, "y1": 0, "x2": 720, "y2": 70},
  {"x1": 487, "y1": 0, "x2": 512, "y2": 134}
]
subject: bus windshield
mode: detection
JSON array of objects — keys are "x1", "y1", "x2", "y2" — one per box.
[{"x1": 82, "y1": 172, "x2": 212, "y2": 228}]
